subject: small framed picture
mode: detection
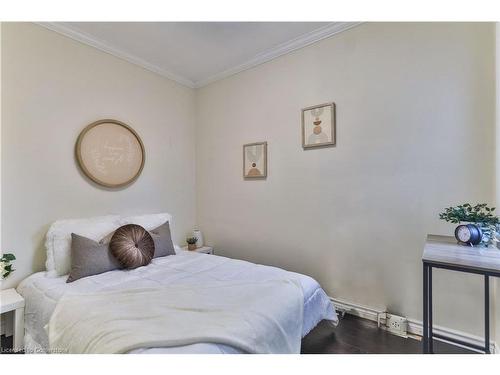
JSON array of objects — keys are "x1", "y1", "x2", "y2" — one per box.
[
  {"x1": 301, "y1": 102, "x2": 336, "y2": 149},
  {"x1": 243, "y1": 142, "x2": 267, "y2": 179}
]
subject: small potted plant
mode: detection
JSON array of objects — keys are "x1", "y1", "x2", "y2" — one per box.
[
  {"x1": 1, "y1": 253, "x2": 16, "y2": 279},
  {"x1": 186, "y1": 237, "x2": 198, "y2": 251},
  {"x1": 439, "y1": 203, "x2": 499, "y2": 247}
]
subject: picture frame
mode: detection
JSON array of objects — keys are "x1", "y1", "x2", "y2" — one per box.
[
  {"x1": 301, "y1": 102, "x2": 336, "y2": 149},
  {"x1": 75, "y1": 119, "x2": 145, "y2": 188},
  {"x1": 243, "y1": 142, "x2": 267, "y2": 179}
]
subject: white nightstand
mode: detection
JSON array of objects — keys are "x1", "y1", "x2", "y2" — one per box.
[
  {"x1": 181, "y1": 246, "x2": 214, "y2": 255},
  {"x1": 1, "y1": 288, "x2": 25, "y2": 351}
]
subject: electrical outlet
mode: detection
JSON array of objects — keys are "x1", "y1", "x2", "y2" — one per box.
[{"x1": 386, "y1": 313, "x2": 408, "y2": 338}]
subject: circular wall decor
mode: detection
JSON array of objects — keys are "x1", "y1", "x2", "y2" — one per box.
[{"x1": 75, "y1": 119, "x2": 145, "y2": 188}]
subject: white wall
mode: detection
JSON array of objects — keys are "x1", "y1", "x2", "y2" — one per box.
[
  {"x1": 1, "y1": 22, "x2": 497, "y2": 340},
  {"x1": 196, "y1": 23, "x2": 496, "y2": 337},
  {"x1": 0, "y1": 22, "x2": 3, "y2": 272},
  {"x1": 495, "y1": 22, "x2": 500, "y2": 350},
  {"x1": 1, "y1": 23, "x2": 197, "y2": 289}
]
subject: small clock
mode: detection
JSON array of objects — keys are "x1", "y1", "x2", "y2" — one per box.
[{"x1": 454, "y1": 224, "x2": 482, "y2": 246}]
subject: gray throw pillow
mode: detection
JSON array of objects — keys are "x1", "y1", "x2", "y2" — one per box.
[
  {"x1": 67, "y1": 233, "x2": 121, "y2": 283},
  {"x1": 149, "y1": 221, "x2": 176, "y2": 258}
]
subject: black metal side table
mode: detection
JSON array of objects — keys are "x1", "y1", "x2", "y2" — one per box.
[{"x1": 423, "y1": 235, "x2": 500, "y2": 354}]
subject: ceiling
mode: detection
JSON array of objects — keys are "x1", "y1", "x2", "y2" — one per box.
[{"x1": 38, "y1": 22, "x2": 360, "y2": 88}]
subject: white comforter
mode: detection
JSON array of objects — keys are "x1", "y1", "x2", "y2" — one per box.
[
  {"x1": 48, "y1": 280, "x2": 304, "y2": 354},
  {"x1": 18, "y1": 251, "x2": 337, "y2": 354}
]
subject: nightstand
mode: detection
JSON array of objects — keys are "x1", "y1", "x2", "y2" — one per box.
[
  {"x1": 1, "y1": 288, "x2": 25, "y2": 351},
  {"x1": 181, "y1": 245, "x2": 214, "y2": 255}
]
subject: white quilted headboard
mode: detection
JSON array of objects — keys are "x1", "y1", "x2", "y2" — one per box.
[{"x1": 45, "y1": 213, "x2": 172, "y2": 277}]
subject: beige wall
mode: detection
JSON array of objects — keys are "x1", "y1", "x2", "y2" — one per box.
[
  {"x1": 1, "y1": 23, "x2": 197, "y2": 289},
  {"x1": 196, "y1": 23, "x2": 496, "y2": 337}
]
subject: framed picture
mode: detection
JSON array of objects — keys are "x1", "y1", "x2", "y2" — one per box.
[
  {"x1": 301, "y1": 102, "x2": 336, "y2": 149},
  {"x1": 75, "y1": 119, "x2": 145, "y2": 188},
  {"x1": 243, "y1": 142, "x2": 267, "y2": 179}
]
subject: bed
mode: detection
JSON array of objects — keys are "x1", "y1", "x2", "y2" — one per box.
[{"x1": 17, "y1": 213, "x2": 337, "y2": 354}]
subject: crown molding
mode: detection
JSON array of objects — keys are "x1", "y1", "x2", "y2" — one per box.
[
  {"x1": 36, "y1": 22, "x2": 362, "y2": 90},
  {"x1": 193, "y1": 22, "x2": 363, "y2": 88},
  {"x1": 36, "y1": 22, "x2": 196, "y2": 88}
]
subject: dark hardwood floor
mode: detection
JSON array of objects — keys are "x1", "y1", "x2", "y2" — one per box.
[
  {"x1": 1, "y1": 335, "x2": 19, "y2": 354},
  {"x1": 301, "y1": 315, "x2": 473, "y2": 354},
  {"x1": 1, "y1": 314, "x2": 474, "y2": 354}
]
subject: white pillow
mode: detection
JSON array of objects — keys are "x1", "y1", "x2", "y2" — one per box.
[
  {"x1": 45, "y1": 215, "x2": 121, "y2": 277},
  {"x1": 119, "y1": 213, "x2": 172, "y2": 230},
  {"x1": 119, "y1": 213, "x2": 178, "y2": 253}
]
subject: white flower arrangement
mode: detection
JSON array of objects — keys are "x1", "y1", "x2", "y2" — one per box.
[{"x1": 1, "y1": 253, "x2": 16, "y2": 279}]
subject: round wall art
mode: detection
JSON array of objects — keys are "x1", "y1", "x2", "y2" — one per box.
[{"x1": 75, "y1": 119, "x2": 145, "y2": 188}]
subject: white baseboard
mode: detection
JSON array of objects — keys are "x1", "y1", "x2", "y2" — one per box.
[
  {"x1": 406, "y1": 318, "x2": 496, "y2": 354},
  {"x1": 330, "y1": 297, "x2": 496, "y2": 354}
]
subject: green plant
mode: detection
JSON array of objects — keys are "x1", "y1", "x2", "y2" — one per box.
[
  {"x1": 439, "y1": 203, "x2": 499, "y2": 225},
  {"x1": 186, "y1": 237, "x2": 198, "y2": 245},
  {"x1": 439, "y1": 203, "x2": 500, "y2": 247},
  {"x1": 1, "y1": 253, "x2": 16, "y2": 279}
]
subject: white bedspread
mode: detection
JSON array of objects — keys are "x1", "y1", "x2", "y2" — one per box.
[
  {"x1": 18, "y1": 252, "x2": 337, "y2": 354},
  {"x1": 48, "y1": 280, "x2": 304, "y2": 354}
]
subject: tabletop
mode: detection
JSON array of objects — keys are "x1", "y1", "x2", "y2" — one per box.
[
  {"x1": 423, "y1": 234, "x2": 500, "y2": 274},
  {"x1": 1, "y1": 288, "x2": 25, "y2": 313}
]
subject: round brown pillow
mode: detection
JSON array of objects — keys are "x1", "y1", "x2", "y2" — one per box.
[{"x1": 109, "y1": 224, "x2": 155, "y2": 269}]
